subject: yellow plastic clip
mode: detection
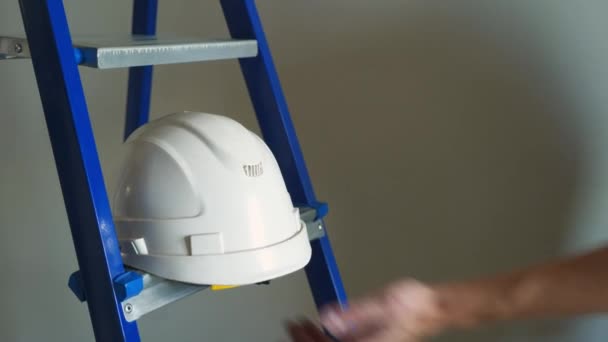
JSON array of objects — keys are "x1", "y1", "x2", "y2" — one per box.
[{"x1": 211, "y1": 285, "x2": 239, "y2": 291}]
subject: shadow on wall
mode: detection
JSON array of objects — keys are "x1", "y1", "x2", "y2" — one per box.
[{"x1": 278, "y1": 7, "x2": 585, "y2": 342}]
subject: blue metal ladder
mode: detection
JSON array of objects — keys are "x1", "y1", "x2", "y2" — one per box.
[{"x1": 11, "y1": 0, "x2": 348, "y2": 340}]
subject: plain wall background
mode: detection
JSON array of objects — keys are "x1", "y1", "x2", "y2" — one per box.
[{"x1": 2, "y1": 1, "x2": 608, "y2": 341}]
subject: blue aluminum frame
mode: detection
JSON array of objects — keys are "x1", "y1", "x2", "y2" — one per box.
[
  {"x1": 18, "y1": 0, "x2": 140, "y2": 341},
  {"x1": 220, "y1": 0, "x2": 348, "y2": 309}
]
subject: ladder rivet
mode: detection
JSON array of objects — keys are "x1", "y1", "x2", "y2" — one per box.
[
  {"x1": 124, "y1": 303, "x2": 133, "y2": 314},
  {"x1": 14, "y1": 43, "x2": 23, "y2": 54}
]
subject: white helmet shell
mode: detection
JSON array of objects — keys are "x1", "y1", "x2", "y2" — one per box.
[{"x1": 112, "y1": 111, "x2": 311, "y2": 285}]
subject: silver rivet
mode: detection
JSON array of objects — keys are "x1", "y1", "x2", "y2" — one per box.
[
  {"x1": 318, "y1": 224, "x2": 323, "y2": 230},
  {"x1": 14, "y1": 43, "x2": 23, "y2": 54},
  {"x1": 124, "y1": 303, "x2": 133, "y2": 314}
]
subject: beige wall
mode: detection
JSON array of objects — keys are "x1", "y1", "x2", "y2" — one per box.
[{"x1": 2, "y1": 1, "x2": 608, "y2": 341}]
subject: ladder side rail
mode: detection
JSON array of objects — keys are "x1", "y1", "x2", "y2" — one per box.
[
  {"x1": 220, "y1": 0, "x2": 349, "y2": 310},
  {"x1": 19, "y1": 1, "x2": 141, "y2": 341}
]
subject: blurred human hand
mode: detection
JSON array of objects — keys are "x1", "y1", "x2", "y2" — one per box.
[
  {"x1": 287, "y1": 279, "x2": 447, "y2": 342},
  {"x1": 288, "y1": 246, "x2": 608, "y2": 340}
]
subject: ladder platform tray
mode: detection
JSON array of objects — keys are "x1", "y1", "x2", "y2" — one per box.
[{"x1": 0, "y1": 34, "x2": 258, "y2": 69}]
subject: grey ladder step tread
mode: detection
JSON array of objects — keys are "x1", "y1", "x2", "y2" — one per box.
[
  {"x1": 75, "y1": 35, "x2": 258, "y2": 69},
  {"x1": 0, "y1": 35, "x2": 258, "y2": 69}
]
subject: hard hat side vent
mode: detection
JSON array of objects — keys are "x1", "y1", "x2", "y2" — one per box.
[{"x1": 243, "y1": 162, "x2": 263, "y2": 177}]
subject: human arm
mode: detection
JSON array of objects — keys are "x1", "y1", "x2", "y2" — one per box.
[
  {"x1": 287, "y1": 246, "x2": 608, "y2": 341},
  {"x1": 438, "y1": 245, "x2": 608, "y2": 329}
]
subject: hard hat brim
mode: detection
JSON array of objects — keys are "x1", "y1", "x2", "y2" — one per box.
[{"x1": 122, "y1": 222, "x2": 312, "y2": 286}]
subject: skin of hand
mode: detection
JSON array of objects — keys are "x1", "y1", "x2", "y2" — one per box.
[
  {"x1": 286, "y1": 279, "x2": 448, "y2": 342},
  {"x1": 287, "y1": 246, "x2": 608, "y2": 341}
]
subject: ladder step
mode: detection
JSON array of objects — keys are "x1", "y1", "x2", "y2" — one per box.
[
  {"x1": 0, "y1": 35, "x2": 258, "y2": 69},
  {"x1": 75, "y1": 35, "x2": 258, "y2": 69}
]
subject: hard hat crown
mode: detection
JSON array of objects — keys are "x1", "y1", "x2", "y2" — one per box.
[{"x1": 113, "y1": 112, "x2": 311, "y2": 285}]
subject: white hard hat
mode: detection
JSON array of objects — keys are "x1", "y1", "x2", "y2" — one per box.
[{"x1": 112, "y1": 111, "x2": 311, "y2": 286}]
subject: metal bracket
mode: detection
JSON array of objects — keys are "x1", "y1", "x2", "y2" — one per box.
[
  {"x1": 300, "y1": 203, "x2": 328, "y2": 241},
  {"x1": 0, "y1": 37, "x2": 30, "y2": 60},
  {"x1": 68, "y1": 268, "x2": 206, "y2": 322},
  {"x1": 120, "y1": 270, "x2": 208, "y2": 322}
]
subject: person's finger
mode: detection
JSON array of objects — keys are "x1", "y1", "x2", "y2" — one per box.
[
  {"x1": 349, "y1": 328, "x2": 417, "y2": 342},
  {"x1": 299, "y1": 320, "x2": 332, "y2": 341},
  {"x1": 320, "y1": 298, "x2": 386, "y2": 337},
  {"x1": 286, "y1": 321, "x2": 316, "y2": 342},
  {"x1": 339, "y1": 325, "x2": 386, "y2": 342}
]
